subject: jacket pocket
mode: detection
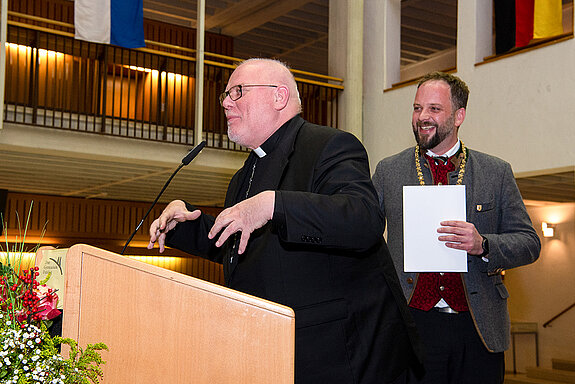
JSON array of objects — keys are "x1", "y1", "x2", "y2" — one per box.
[
  {"x1": 495, "y1": 283, "x2": 509, "y2": 299},
  {"x1": 295, "y1": 298, "x2": 348, "y2": 329},
  {"x1": 474, "y1": 199, "x2": 495, "y2": 213}
]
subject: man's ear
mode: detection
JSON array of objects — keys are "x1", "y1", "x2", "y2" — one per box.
[
  {"x1": 274, "y1": 85, "x2": 289, "y2": 110},
  {"x1": 455, "y1": 107, "x2": 466, "y2": 127}
]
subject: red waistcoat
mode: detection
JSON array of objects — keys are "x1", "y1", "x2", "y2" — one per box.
[{"x1": 408, "y1": 154, "x2": 469, "y2": 312}]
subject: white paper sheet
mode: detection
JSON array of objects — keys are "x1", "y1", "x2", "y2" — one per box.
[{"x1": 403, "y1": 185, "x2": 467, "y2": 272}]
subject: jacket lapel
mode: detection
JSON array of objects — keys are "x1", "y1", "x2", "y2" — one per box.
[{"x1": 260, "y1": 115, "x2": 305, "y2": 190}]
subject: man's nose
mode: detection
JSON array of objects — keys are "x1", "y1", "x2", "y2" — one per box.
[
  {"x1": 418, "y1": 107, "x2": 431, "y2": 121},
  {"x1": 221, "y1": 94, "x2": 233, "y2": 109}
]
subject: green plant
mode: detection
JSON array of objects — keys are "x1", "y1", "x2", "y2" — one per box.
[
  {"x1": 1, "y1": 203, "x2": 107, "y2": 384},
  {"x1": 52, "y1": 338, "x2": 108, "y2": 384}
]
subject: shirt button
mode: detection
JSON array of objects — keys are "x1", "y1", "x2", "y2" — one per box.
[
  {"x1": 407, "y1": 278, "x2": 414, "y2": 284},
  {"x1": 439, "y1": 286, "x2": 445, "y2": 291}
]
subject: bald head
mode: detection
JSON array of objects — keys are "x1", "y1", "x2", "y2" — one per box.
[
  {"x1": 221, "y1": 58, "x2": 302, "y2": 149},
  {"x1": 237, "y1": 58, "x2": 302, "y2": 115}
]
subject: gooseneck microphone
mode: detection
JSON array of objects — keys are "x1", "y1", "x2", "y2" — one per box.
[{"x1": 120, "y1": 140, "x2": 207, "y2": 255}]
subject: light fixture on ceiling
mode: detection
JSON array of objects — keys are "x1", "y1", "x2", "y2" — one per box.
[{"x1": 542, "y1": 222, "x2": 555, "y2": 238}]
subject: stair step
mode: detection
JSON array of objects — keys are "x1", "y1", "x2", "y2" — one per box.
[
  {"x1": 554, "y1": 359, "x2": 575, "y2": 372},
  {"x1": 506, "y1": 373, "x2": 567, "y2": 384},
  {"x1": 526, "y1": 367, "x2": 575, "y2": 383}
]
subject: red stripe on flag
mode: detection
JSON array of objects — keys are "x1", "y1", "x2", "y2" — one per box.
[{"x1": 516, "y1": 0, "x2": 534, "y2": 47}]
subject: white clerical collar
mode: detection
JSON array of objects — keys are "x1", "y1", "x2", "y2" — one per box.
[
  {"x1": 426, "y1": 139, "x2": 460, "y2": 159},
  {"x1": 253, "y1": 147, "x2": 267, "y2": 158}
]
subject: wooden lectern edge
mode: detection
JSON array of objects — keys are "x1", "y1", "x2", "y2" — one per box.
[
  {"x1": 61, "y1": 243, "x2": 296, "y2": 383},
  {"x1": 66, "y1": 244, "x2": 295, "y2": 318}
]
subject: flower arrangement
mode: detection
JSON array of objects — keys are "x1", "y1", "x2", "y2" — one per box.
[{"x1": 0, "y1": 204, "x2": 107, "y2": 384}]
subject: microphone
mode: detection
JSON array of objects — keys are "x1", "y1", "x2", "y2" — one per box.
[
  {"x1": 182, "y1": 141, "x2": 206, "y2": 165},
  {"x1": 120, "y1": 140, "x2": 207, "y2": 255}
]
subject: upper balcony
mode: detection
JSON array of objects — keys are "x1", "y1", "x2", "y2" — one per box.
[{"x1": 0, "y1": 2, "x2": 343, "y2": 207}]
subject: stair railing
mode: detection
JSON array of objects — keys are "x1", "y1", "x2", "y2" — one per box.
[{"x1": 543, "y1": 302, "x2": 575, "y2": 328}]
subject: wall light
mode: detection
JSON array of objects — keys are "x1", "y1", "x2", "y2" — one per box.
[{"x1": 542, "y1": 222, "x2": 555, "y2": 238}]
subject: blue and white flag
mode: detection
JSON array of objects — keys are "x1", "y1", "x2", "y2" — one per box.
[{"x1": 75, "y1": 0, "x2": 145, "y2": 48}]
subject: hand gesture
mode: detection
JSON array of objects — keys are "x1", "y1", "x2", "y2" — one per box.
[
  {"x1": 208, "y1": 191, "x2": 275, "y2": 255},
  {"x1": 148, "y1": 200, "x2": 202, "y2": 252}
]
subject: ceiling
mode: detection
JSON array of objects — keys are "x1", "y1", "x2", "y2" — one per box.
[
  {"x1": 1, "y1": 144, "x2": 573, "y2": 207},
  {"x1": 0, "y1": 0, "x2": 572, "y2": 207},
  {"x1": 0, "y1": 147, "x2": 234, "y2": 206},
  {"x1": 143, "y1": 0, "x2": 331, "y2": 74},
  {"x1": 516, "y1": 170, "x2": 575, "y2": 205},
  {"x1": 141, "y1": 0, "x2": 458, "y2": 74}
]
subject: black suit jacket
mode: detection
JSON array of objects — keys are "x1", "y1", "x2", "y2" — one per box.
[{"x1": 167, "y1": 116, "x2": 421, "y2": 383}]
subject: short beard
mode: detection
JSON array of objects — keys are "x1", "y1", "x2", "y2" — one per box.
[
  {"x1": 412, "y1": 114, "x2": 455, "y2": 150},
  {"x1": 413, "y1": 127, "x2": 441, "y2": 150}
]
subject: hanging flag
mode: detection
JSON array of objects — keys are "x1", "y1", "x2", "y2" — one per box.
[
  {"x1": 515, "y1": 0, "x2": 534, "y2": 48},
  {"x1": 494, "y1": 0, "x2": 564, "y2": 54},
  {"x1": 494, "y1": 0, "x2": 516, "y2": 54},
  {"x1": 534, "y1": 0, "x2": 563, "y2": 39},
  {"x1": 75, "y1": 0, "x2": 145, "y2": 49}
]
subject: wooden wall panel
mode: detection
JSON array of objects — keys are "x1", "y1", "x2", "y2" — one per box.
[{"x1": 3, "y1": 192, "x2": 225, "y2": 284}]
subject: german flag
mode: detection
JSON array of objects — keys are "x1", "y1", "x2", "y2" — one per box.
[{"x1": 494, "y1": 0, "x2": 563, "y2": 54}]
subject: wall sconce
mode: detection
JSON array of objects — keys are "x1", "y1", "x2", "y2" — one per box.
[{"x1": 542, "y1": 222, "x2": 555, "y2": 238}]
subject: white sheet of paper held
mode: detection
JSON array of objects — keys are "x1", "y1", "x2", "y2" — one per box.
[{"x1": 403, "y1": 185, "x2": 467, "y2": 272}]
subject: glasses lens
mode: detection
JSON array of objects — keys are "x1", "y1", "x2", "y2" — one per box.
[
  {"x1": 219, "y1": 85, "x2": 245, "y2": 106},
  {"x1": 230, "y1": 85, "x2": 242, "y2": 101}
]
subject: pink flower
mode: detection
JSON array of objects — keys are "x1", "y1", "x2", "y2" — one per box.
[
  {"x1": 35, "y1": 304, "x2": 61, "y2": 320},
  {"x1": 15, "y1": 285, "x2": 61, "y2": 323},
  {"x1": 35, "y1": 285, "x2": 61, "y2": 320}
]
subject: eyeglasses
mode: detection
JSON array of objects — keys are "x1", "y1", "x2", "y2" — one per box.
[{"x1": 219, "y1": 84, "x2": 278, "y2": 106}]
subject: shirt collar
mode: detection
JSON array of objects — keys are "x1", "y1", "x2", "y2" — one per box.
[
  {"x1": 426, "y1": 139, "x2": 461, "y2": 159},
  {"x1": 252, "y1": 147, "x2": 266, "y2": 158}
]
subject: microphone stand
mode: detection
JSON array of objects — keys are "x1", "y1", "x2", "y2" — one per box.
[{"x1": 120, "y1": 141, "x2": 206, "y2": 255}]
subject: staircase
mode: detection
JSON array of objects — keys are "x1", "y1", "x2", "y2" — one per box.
[{"x1": 505, "y1": 359, "x2": 575, "y2": 384}]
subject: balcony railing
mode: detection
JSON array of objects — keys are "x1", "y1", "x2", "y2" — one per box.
[{"x1": 3, "y1": 13, "x2": 343, "y2": 151}]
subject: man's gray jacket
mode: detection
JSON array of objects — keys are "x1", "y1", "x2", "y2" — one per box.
[{"x1": 372, "y1": 146, "x2": 541, "y2": 352}]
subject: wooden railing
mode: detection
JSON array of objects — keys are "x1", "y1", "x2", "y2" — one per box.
[
  {"x1": 3, "y1": 12, "x2": 343, "y2": 151},
  {"x1": 543, "y1": 302, "x2": 575, "y2": 328}
]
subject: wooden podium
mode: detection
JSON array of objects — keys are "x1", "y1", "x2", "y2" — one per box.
[{"x1": 39, "y1": 244, "x2": 295, "y2": 383}]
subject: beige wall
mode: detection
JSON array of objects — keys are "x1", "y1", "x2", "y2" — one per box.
[
  {"x1": 504, "y1": 203, "x2": 575, "y2": 371},
  {"x1": 363, "y1": 0, "x2": 575, "y2": 175}
]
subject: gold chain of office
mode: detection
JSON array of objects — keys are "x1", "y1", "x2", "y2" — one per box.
[{"x1": 415, "y1": 142, "x2": 467, "y2": 186}]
